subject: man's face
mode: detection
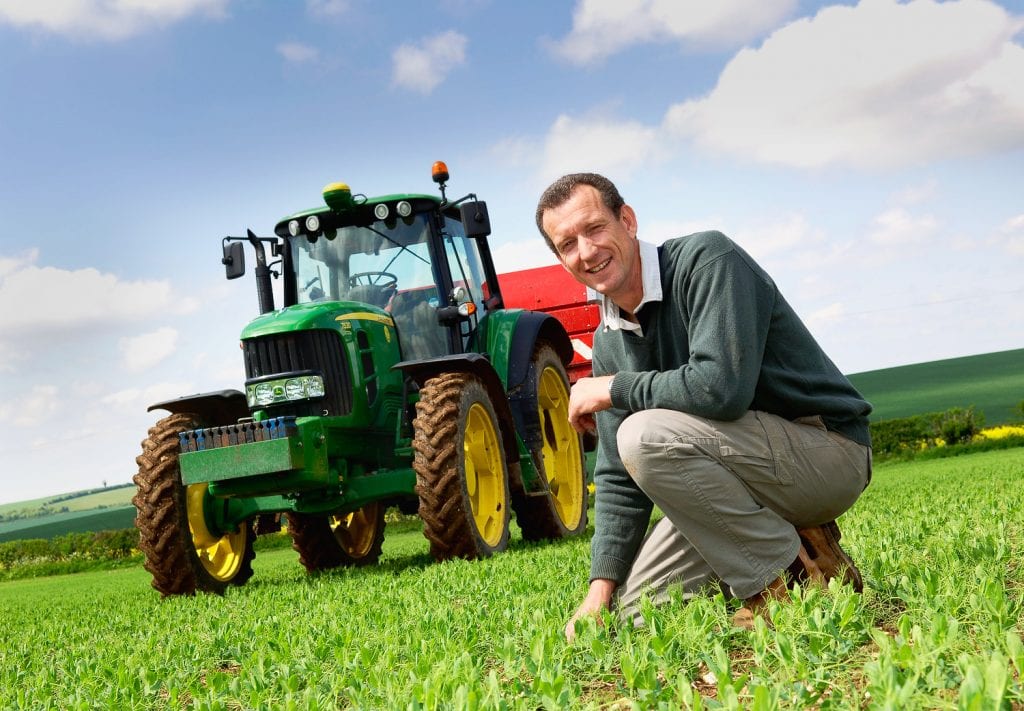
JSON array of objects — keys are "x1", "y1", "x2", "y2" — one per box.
[{"x1": 542, "y1": 185, "x2": 640, "y2": 307}]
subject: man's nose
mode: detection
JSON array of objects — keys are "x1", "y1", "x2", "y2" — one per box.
[{"x1": 578, "y1": 235, "x2": 598, "y2": 261}]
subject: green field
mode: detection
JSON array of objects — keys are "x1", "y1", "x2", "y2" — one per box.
[
  {"x1": 2, "y1": 448, "x2": 1021, "y2": 709},
  {"x1": 0, "y1": 505, "x2": 138, "y2": 543},
  {"x1": 0, "y1": 483, "x2": 133, "y2": 518},
  {"x1": 849, "y1": 347, "x2": 1024, "y2": 424}
]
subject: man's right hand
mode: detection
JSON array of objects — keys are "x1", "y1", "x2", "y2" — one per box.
[{"x1": 565, "y1": 578, "x2": 618, "y2": 641}]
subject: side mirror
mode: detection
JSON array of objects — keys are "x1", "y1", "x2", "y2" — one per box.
[
  {"x1": 223, "y1": 241, "x2": 245, "y2": 280},
  {"x1": 459, "y1": 200, "x2": 491, "y2": 239}
]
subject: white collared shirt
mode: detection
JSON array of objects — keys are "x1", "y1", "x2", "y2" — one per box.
[{"x1": 593, "y1": 239, "x2": 663, "y2": 335}]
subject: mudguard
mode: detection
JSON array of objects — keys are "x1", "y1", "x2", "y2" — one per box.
[{"x1": 147, "y1": 390, "x2": 249, "y2": 427}]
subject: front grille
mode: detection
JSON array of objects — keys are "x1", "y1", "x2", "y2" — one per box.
[
  {"x1": 243, "y1": 330, "x2": 352, "y2": 416},
  {"x1": 179, "y1": 416, "x2": 297, "y2": 453}
]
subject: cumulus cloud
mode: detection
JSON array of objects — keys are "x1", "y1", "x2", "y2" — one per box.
[
  {"x1": 0, "y1": 256, "x2": 187, "y2": 337},
  {"x1": 306, "y1": 0, "x2": 348, "y2": 17},
  {"x1": 538, "y1": 114, "x2": 662, "y2": 182},
  {"x1": 277, "y1": 41, "x2": 319, "y2": 63},
  {"x1": 867, "y1": 208, "x2": 940, "y2": 246},
  {"x1": 552, "y1": 0, "x2": 797, "y2": 65},
  {"x1": 664, "y1": 0, "x2": 1024, "y2": 169},
  {"x1": 391, "y1": 30, "x2": 467, "y2": 94},
  {"x1": 0, "y1": 0, "x2": 230, "y2": 40},
  {"x1": 1001, "y1": 213, "x2": 1024, "y2": 255},
  {"x1": 0, "y1": 385, "x2": 60, "y2": 427},
  {"x1": 119, "y1": 327, "x2": 179, "y2": 372}
]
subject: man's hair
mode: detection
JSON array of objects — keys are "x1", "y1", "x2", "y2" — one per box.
[{"x1": 535, "y1": 173, "x2": 625, "y2": 253}]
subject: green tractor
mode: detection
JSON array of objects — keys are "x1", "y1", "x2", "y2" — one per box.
[{"x1": 132, "y1": 162, "x2": 588, "y2": 596}]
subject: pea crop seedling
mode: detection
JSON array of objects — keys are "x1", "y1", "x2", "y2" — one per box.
[{"x1": 1, "y1": 448, "x2": 1022, "y2": 709}]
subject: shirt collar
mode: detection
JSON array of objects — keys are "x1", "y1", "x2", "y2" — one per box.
[{"x1": 594, "y1": 240, "x2": 662, "y2": 333}]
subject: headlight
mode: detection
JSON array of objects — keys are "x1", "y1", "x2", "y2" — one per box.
[
  {"x1": 305, "y1": 215, "x2": 320, "y2": 233},
  {"x1": 246, "y1": 375, "x2": 325, "y2": 407}
]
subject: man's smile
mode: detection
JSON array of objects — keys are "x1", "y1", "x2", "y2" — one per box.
[{"x1": 586, "y1": 258, "x2": 611, "y2": 274}]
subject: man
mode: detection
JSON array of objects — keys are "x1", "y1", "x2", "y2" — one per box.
[{"x1": 535, "y1": 173, "x2": 872, "y2": 638}]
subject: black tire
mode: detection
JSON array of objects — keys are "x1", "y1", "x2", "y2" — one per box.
[
  {"x1": 513, "y1": 342, "x2": 589, "y2": 541},
  {"x1": 413, "y1": 372, "x2": 511, "y2": 560},
  {"x1": 133, "y1": 412, "x2": 255, "y2": 596},
  {"x1": 286, "y1": 502, "x2": 386, "y2": 572}
]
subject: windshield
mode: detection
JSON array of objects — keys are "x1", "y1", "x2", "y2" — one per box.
[{"x1": 291, "y1": 213, "x2": 438, "y2": 308}]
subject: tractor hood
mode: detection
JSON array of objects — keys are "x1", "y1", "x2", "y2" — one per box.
[{"x1": 240, "y1": 301, "x2": 394, "y2": 341}]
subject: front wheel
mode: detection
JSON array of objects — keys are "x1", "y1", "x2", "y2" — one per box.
[
  {"x1": 413, "y1": 372, "x2": 510, "y2": 561},
  {"x1": 513, "y1": 342, "x2": 588, "y2": 541},
  {"x1": 133, "y1": 413, "x2": 255, "y2": 596},
  {"x1": 286, "y1": 502, "x2": 386, "y2": 572}
]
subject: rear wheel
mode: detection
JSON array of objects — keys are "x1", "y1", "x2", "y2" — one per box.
[
  {"x1": 133, "y1": 413, "x2": 255, "y2": 596},
  {"x1": 513, "y1": 343, "x2": 588, "y2": 541},
  {"x1": 286, "y1": 502, "x2": 386, "y2": 572},
  {"x1": 413, "y1": 372, "x2": 510, "y2": 560}
]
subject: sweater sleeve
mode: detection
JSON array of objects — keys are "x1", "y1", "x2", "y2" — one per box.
[
  {"x1": 588, "y1": 352, "x2": 654, "y2": 584},
  {"x1": 610, "y1": 246, "x2": 774, "y2": 421}
]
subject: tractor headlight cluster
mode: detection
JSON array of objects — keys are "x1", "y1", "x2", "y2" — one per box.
[{"x1": 246, "y1": 375, "x2": 325, "y2": 407}]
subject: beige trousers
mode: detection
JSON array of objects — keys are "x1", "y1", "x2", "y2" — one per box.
[{"x1": 614, "y1": 409, "x2": 871, "y2": 619}]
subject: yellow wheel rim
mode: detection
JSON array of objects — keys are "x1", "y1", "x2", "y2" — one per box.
[
  {"x1": 186, "y1": 484, "x2": 246, "y2": 582},
  {"x1": 464, "y1": 401, "x2": 506, "y2": 547},
  {"x1": 537, "y1": 365, "x2": 584, "y2": 527},
  {"x1": 330, "y1": 502, "x2": 381, "y2": 558}
]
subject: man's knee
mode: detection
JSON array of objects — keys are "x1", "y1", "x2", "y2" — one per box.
[{"x1": 616, "y1": 410, "x2": 712, "y2": 479}]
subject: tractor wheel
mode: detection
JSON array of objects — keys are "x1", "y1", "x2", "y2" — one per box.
[
  {"x1": 286, "y1": 502, "x2": 386, "y2": 572},
  {"x1": 513, "y1": 342, "x2": 588, "y2": 541},
  {"x1": 413, "y1": 372, "x2": 510, "y2": 560},
  {"x1": 133, "y1": 412, "x2": 255, "y2": 596}
]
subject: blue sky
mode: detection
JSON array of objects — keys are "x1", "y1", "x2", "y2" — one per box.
[{"x1": 1, "y1": 0, "x2": 1022, "y2": 504}]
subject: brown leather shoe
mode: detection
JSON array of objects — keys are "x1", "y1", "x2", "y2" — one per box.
[
  {"x1": 732, "y1": 575, "x2": 790, "y2": 630},
  {"x1": 792, "y1": 520, "x2": 863, "y2": 592}
]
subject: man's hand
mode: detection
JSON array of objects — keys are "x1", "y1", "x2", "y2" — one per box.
[
  {"x1": 568, "y1": 375, "x2": 615, "y2": 433},
  {"x1": 565, "y1": 578, "x2": 617, "y2": 642}
]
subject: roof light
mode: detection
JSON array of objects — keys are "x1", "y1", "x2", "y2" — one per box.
[
  {"x1": 396, "y1": 200, "x2": 412, "y2": 217},
  {"x1": 431, "y1": 161, "x2": 449, "y2": 184},
  {"x1": 305, "y1": 215, "x2": 320, "y2": 233},
  {"x1": 288, "y1": 220, "x2": 300, "y2": 237},
  {"x1": 374, "y1": 203, "x2": 390, "y2": 220}
]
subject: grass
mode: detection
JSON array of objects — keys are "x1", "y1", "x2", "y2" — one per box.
[
  {"x1": 1, "y1": 448, "x2": 1022, "y2": 709},
  {"x1": 848, "y1": 347, "x2": 1024, "y2": 425}
]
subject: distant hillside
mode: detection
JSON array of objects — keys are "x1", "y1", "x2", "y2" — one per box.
[{"x1": 849, "y1": 348, "x2": 1024, "y2": 424}]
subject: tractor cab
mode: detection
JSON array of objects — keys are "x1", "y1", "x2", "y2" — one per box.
[{"x1": 224, "y1": 162, "x2": 503, "y2": 363}]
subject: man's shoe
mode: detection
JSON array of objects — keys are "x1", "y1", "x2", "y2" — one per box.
[
  {"x1": 792, "y1": 520, "x2": 863, "y2": 592},
  {"x1": 732, "y1": 574, "x2": 790, "y2": 630}
]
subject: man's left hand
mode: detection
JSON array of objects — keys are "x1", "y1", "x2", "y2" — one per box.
[{"x1": 567, "y1": 375, "x2": 615, "y2": 433}]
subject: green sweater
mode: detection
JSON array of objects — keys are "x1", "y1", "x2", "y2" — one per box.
[{"x1": 590, "y1": 231, "x2": 872, "y2": 584}]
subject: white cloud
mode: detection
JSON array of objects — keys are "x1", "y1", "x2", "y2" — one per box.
[
  {"x1": 119, "y1": 327, "x2": 179, "y2": 372},
  {"x1": 538, "y1": 114, "x2": 662, "y2": 183},
  {"x1": 277, "y1": 41, "x2": 319, "y2": 64},
  {"x1": 867, "y1": 208, "x2": 939, "y2": 246},
  {"x1": 391, "y1": 30, "x2": 467, "y2": 94},
  {"x1": 664, "y1": 0, "x2": 1024, "y2": 169},
  {"x1": 0, "y1": 258, "x2": 187, "y2": 336},
  {"x1": 0, "y1": 0, "x2": 230, "y2": 40},
  {"x1": 1001, "y1": 213, "x2": 1024, "y2": 255},
  {"x1": 803, "y1": 301, "x2": 846, "y2": 333},
  {"x1": 0, "y1": 385, "x2": 60, "y2": 427},
  {"x1": 552, "y1": 0, "x2": 797, "y2": 65},
  {"x1": 306, "y1": 0, "x2": 348, "y2": 17}
]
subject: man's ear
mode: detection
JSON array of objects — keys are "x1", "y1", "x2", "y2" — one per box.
[{"x1": 620, "y1": 204, "x2": 638, "y2": 237}]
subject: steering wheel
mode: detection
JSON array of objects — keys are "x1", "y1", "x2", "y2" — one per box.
[{"x1": 349, "y1": 271, "x2": 398, "y2": 289}]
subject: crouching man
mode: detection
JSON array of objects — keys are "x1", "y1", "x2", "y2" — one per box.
[{"x1": 534, "y1": 173, "x2": 872, "y2": 637}]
